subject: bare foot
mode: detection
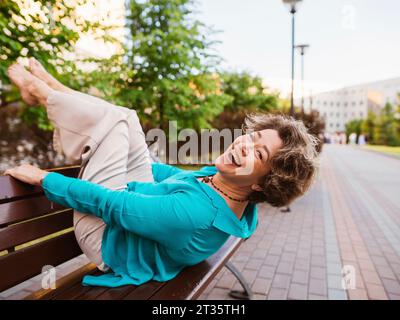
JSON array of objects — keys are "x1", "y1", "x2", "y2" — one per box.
[
  {"x1": 8, "y1": 64, "x2": 39, "y2": 105},
  {"x1": 29, "y1": 58, "x2": 73, "y2": 93},
  {"x1": 26, "y1": 75, "x2": 54, "y2": 106},
  {"x1": 8, "y1": 63, "x2": 53, "y2": 106}
]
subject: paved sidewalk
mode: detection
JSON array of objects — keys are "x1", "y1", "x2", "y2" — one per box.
[{"x1": 199, "y1": 144, "x2": 400, "y2": 300}]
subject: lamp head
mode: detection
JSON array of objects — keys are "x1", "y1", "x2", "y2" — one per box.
[
  {"x1": 295, "y1": 44, "x2": 310, "y2": 55},
  {"x1": 282, "y1": 0, "x2": 303, "y2": 14}
]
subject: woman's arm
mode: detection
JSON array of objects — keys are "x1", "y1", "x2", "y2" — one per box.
[
  {"x1": 42, "y1": 172, "x2": 196, "y2": 246},
  {"x1": 151, "y1": 162, "x2": 183, "y2": 182},
  {"x1": 3, "y1": 164, "x2": 48, "y2": 186}
]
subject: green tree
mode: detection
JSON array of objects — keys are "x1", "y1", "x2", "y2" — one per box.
[
  {"x1": 293, "y1": 109, "x2": 325, "y2": 153},
  {"x1": 361, "y1": 110, "x2": 377, "y2": 144},
  {"x1": 0, "y1": 0, "x2": 122, "y2": 170},
  {"x1": 395, "y1": 97, "x2": 400, "y2": 144},
  {"x1": 345, "y1": 119, "x2": 363, "y2": 142},
  {"x1": 120, "y1": 0, "x2": 230, "y2": 131},
  {"x1": 378, "y1": 103, "x2": 400, "y2": 146},
  {"x1": 212, "y1": 71, "x2": 278, "y2": 130},
  {"x1": 0, "y1": 0, "x2": 121, "y2": 127}
]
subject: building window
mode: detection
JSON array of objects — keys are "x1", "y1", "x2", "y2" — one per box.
[
  {"x1": 360, "y1": 100, "x2": 363, "y2": 105},
  {"x1": 336, "y1": 102, "x2": 340, "y2": 107},
  {"x1": 352, "y1": 102, "x2": 356, "y2": 106},
  {"x1": 344, "y1": 112, "x2": 347, "y2": 117},
  {"x1": 323, "y1": 101, "x2": 327, "y2": 106},
  {"x1": 330, "y1": 123, "x2": 333, "y2": 128},
  {"x1": 336, "y1": 112, "x2": 340, "y2": 117},
  {"x1": 330, "y1": 112, "x2": 333, "y2": 116},
  {"x1": 344, "y1": 102, "x2": 348, "y2": 107},
  {"x1": 336, "y1": 123, "x2": 340, "y2": 128}
]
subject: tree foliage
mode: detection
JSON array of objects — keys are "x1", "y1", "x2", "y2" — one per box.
[
  {"x1": 0, "y1": 0, "x2": 121, "y2": 170},
  {"x1": 117, "y1": 0, "x2": 231, "y2": 131},
  {"x1": 212, "y1": 71, "x2": 279, "y2": 130},
  {"x1": 0, "y1": 0, "x2": 121, "y2": 128},
  {"x1": 346, "y1": 98, "x2": 400, "y2": 146}
]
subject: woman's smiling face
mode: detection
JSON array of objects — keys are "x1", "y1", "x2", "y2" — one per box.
[{"x1": 215, "y1": 129, "x2": 283, "y2": 188}]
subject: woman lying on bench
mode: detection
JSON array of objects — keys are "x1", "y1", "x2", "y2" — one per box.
[{"x1": 4, "y1": 59, "x2": 319, "y2": 288}]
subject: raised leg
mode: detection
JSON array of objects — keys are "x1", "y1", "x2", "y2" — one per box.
[
  {"x1": 27, "y1": 58, "x2": 153, "y2": 179},
  {"x1": 9, "y1": 61, "x2": 154, "y2": 270},
  {"x1": 73, "y1": 119, "x2": 130, "y2": 272},
  {"x1": 7, "y1": 63, "x2": 53, "y2": 106},
  {"x1": 44, "y1": 92, "x2": 153, "y2": 271},
  {"x1": 28, "y1": 57, "x2": 120, "y2": 109}
]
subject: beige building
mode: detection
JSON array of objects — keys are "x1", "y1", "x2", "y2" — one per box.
[{"x1": 304, "y1": 77, "x2": 400, "y2": 133}]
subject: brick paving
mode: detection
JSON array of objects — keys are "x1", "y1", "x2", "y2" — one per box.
[
  {"x1": 1, "y1": 144, "x2": 400, "y2": 300},
  {"x1": 199, "y1": 145, "x2": 400, "y2": 300}
]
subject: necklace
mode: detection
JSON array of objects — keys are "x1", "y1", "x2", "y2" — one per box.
[{"x1": 201, "y1": 175, "x2": 248, "y2": 203}]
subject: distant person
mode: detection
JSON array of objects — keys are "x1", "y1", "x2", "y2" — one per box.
[
  {"x1": 340, "y1": 133, "x2": 347, "y2": 145},
  {"x1": 348, "y1": 132, "x2": 357, "y2": 145},
  {"x1": 358, "y1": 134, "x2": 366, "y2": 146}
]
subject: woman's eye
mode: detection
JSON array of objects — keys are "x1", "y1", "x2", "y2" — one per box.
[{"x1": 257, "y1": 151, "x2": 262, "y2": 160}]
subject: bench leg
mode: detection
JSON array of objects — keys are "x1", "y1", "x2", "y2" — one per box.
[{"x1": 225, "y1": 261, "x2": 253, "y2": 300}]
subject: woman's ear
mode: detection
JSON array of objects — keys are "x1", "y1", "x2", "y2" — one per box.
[{"x1": 251, "y1": 184, "x2": 263, "y2": 192}]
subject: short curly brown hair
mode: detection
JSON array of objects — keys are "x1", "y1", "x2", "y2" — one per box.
[{"x1": 243, "y1": 113, "x2": 320, "y2": 207}]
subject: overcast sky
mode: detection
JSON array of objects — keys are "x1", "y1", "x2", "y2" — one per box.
[{"x1": 196, "y1": 0, "x2": 400, "y2": 98}]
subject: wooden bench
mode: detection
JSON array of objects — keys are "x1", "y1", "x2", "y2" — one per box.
[{"x1": 0, "y1": 166, "x2": 253, "y2": 300}]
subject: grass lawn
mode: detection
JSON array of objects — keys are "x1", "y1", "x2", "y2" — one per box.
[{"x1": 362, "y1": 145, "x2": 400, "y2": 157}]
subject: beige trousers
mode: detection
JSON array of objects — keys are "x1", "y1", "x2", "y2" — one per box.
[{"x1": 46, "y1": 89, "x2": 154, "y2": 271}]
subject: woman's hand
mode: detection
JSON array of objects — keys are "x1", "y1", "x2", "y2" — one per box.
[{"x1": 3, "y1": 164, "x2": 49, "y2": 186}]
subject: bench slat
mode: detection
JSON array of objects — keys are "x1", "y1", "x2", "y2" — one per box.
[
  {"x1": 25, "y1": 263, "x2": 97, "y2": 300},
  {"x1": 49, "y1": 269, "x2": 107, "y2": 300},
  {"x1": 0, "y1": 209, "x2": 73, "y2": 251},
  {"x1": 149, "y1": 236, "x2": 242, "y2": 300},
  {"x1": 0, "y1": 166, "x2": 80, "y2": 204},
  {"x1": 52, "y1": 283, "x2": 93, "y2": 300},
  {"x1": 0, "y1": 231, "x2": 82, "y2": 292},
  {"x1": 76, "y1": 286, "x2": 110, "y2": 300},
  {"x1": 123, "y1": 281, "x2": 166, "y2": 300},
  {"x1": 0, "y1": 178, "x2": 42, "y2": 205},
  {"x1": 51, "y1": 275, "x2": 165, "y2": 300},
  {"x1": 0, "y1": 195, "x2": 65, "y2": 227},
  {"x1": 95, "y1": 285, "x2": 137, "y2": 300}
]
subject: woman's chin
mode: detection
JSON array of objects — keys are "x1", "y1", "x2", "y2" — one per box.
[
  {"x1": 214, "y1": 155, "x2": 224, "y2": 170},
  {"x1": 215, "y1": 155, "x2": 229, "y2": 171},
  {"x1": 215, "y1": 155, "x2": 236, "y2": 173}
]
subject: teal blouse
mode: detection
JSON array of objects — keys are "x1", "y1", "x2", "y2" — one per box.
[{"x1": 42, "y1": 163, "x2": 258, "y2": 287}]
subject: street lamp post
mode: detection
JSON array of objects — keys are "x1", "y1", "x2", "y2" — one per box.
[
  {"x1": 282, "y1": 0, "x2": 302, "y2": 117},
  {"x1": 295, "y1": 44, "x2": 310, "y2": 113},
  {"x1": 281, "y1": 0, "x2": 302, "y2": 213}
]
